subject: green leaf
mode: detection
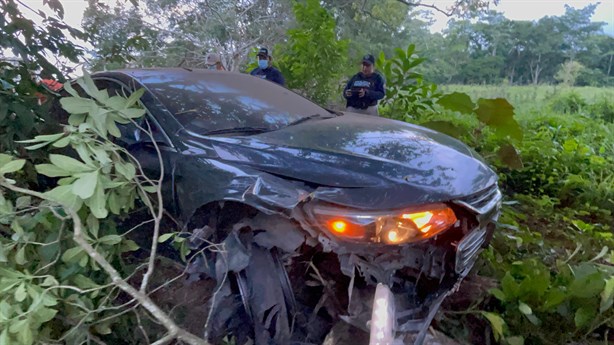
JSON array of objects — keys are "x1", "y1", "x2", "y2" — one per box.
[
  {"x1": 501, "y1": 272, "x2": 518, "y2": 299},
  {"x1": 518, "y1": 301, "x2": 532, "y2": 315},
  {"x1": 570, "y1": 264, "x2": 605, "y2": 299},
  {"x1": 0, "y1": 154, "x2": 13, "y2": 167},
  {"x1": 8, "y1": 318, "x2": 27, "y2": 334},
  {"x1": 115, "y1": 162, "x2": 136, "y2": 180},
  {"x1": 61, "y1": 246, "x2": 84, "y2": 263},
  {"x1": 41, "y1": 276, "x2": 58, "y2": 287},
  {"x1": 78, "y1": 73, "x2": 108, "y2": 103},
  {"x1": 481, "y1": 312, "x2": 505, "y2": 341},
  {"x1": 86, "y1": 213, "x2": 100, "y2": 238},
  {"x1": 121, "y1": 108, "x2": 146, "y2": 119},
  {"x1": 497, "y1": 143, "x2": 524, "y2": 170},
  {"x1": 108, "y1": 191, "x2": 121, "y2": 215},
  {"x1": 98, "y1": 235, "x2": 122, "y2": 245},
  {"x1": 0, "y1": 245, "x2": 6, "y2": 263},
  {"x1": 49, "y1": 154, "x2": 92, "y2": 173},
  {"x1": 574, "y1": 306, "x2": 596, "y2": 328},
  {"x1": 18, "y1": 133, "x2": 64, "y2": 143},
  {"x1": 23, "y1": 141, "x2": 51, "y2": 150},
  {"x1": 94, "y1": 323, "x2": 113, "y2": 335},
  {"x1": 44, "y1": 185, "x2": 82, "y2": 210},
  {"x1": 35, "y1": 164, "x2": 70, "y2": 177},
  {"x1": 489, "y1": 288, "x2": 506, "y2": 301},
  {"x1": 562, "y1": 138, "x2": 578, "y2": 153},
  {"x1": 142, "y1": 185, "x2": 158, "y2": 193},
  {"x1": 120, "y1": 239, "x2": 140, "y2": 252},
  {"x1": 420, "y1": 121, "x2": 464, "y2": 139},
  {"x1": 14, "y1": 283, "x2": 27, "y2": 302},
  {"x1": 60, "y1": 97, "x2": 94, "y2": 114},
  {"x1": 68, "y1": 113, "x2": 86, "y2": 126},
  {"x1": 63, "y1": 81, "x2": 79, "y2": 97},
  {"x1": 33, "y1": 306, "x2": 57, "y2": 323},
  {"x1": 52, "y1": 136, "x2": 71, "y2": 148},
  {"x1": 0, "y1": 300, "x2": 12, "y2": 318},
  {"x1": 17, "y1": 324, "x2": 32, "y2": 345},
  {"x1": 600, "y1": 277, "x2": 614, "y2": 313},
  {"x1": 543, "y1": 288, "x2": 567, "y2": 311},
  {"x1": 158, "y1": 233, "x2": 174, "y2": 243},
  {"x1": 72, "y1": 170, "x2": 99, "y2": 199},
  {"x1": 15, "y1": 246, "x2": 26, "y2": 265},
  {"x1": 15, "y1": 196, "x2": 30, "y2": 209},
  {"x1": 87, "y1": 183, "x2": 108, "y2": 219},
  {"x1": 437, "y1": 92, "x2": 474, "y2": 114},
  {"x1": 125, "y1": 88, "x2": 145, "y2": 107},
  {"x1": 0, "y1": 159, "x2": 25, "y2": 174},
  {"x1": 0, "y1": 328, "x2": 9, "y2": 345},
  {"x1": 506, "y1": 336, "x2": 524, "y2": 345},
  {"x1": 475, "y1": 98, "x2": 523, "y2": 141},
  {"x1": 72, "y1": 274, "x2": 100, "y2": 289},
  {"x1": 106, "y1": 117, "x2": 121, "y2": 137}
]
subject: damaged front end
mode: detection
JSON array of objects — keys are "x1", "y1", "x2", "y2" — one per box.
[{"x1": 187, "y1": 175, "x2": 502, "y2": 345}]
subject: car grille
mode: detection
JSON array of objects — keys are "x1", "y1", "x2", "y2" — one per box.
[
  {"x1": 455, "y1": 227, "x2": 487, "y2": 275},
  {"x1": 454, "y1": 183, "x2": 502, "y2": 276},
  {"x1": 454, "y1": 183, "x2": 502, "y2": 216}
]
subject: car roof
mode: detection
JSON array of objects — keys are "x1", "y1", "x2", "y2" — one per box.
[{"x1": 102, "y1": 67, "x2": 249, "y2": 84}]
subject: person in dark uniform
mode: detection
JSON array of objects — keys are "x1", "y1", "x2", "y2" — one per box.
[
  {"x1": 343, "y1": 54, "x2": 385, "y2": 116},
  {"x1": 249, "y1": 48, "x2": 285, "y2": 86}
]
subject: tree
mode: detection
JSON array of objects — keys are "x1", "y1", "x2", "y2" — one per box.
[
  {"x1": 555, "y1": 60, "x2": 585, "y2": 86},
  {"x1": 82, "y1": 0, "x2": 155, "y2": 70},
  {"x1": 83, "y1": 0, "x2": 295, "y2": 71},
  {"x1": 1, "y1": 0, "x2": 85, "y2": 152},
  {"x1": 275, "y1": 0, "x2": 348, "y2": 105}
]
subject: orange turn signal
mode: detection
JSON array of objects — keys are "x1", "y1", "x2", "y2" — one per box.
[{"x1": 327, "y1": 219, "x2": 367, "y2": 239}]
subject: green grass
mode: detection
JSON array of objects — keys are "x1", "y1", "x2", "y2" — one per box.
[{"x1": 440, "y1": 84, "x2": 614, "y2": 113}]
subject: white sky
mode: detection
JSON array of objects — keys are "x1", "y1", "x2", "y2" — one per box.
[
  {"x1": 430, "y1": 0, "x2": 614, "y2": 34},
  {"x1": 12, "y1": 0, "x2": 614, "y2": 38}
]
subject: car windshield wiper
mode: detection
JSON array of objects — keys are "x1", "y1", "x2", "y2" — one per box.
[
  {"x1": 286, "y1": 114, "x2": 333, "y2": 127},
  {"x1": 203, "y1": 127, "x2": 270, "y2": 136}
]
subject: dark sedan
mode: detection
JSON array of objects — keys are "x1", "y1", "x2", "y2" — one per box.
[{"x1": 55, "y1": 68, "x2": 502, "y2": 345}]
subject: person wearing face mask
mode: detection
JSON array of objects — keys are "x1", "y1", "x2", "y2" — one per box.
[
  {"x1": 249, "y1": 48, "x2": 285, "y2": 86},
  {"x1": 343, "y1": 54, "x2": 386, "y2": 116},
  {"x1": 205, "y1": 52, "x2": 226, "y2": 71}
]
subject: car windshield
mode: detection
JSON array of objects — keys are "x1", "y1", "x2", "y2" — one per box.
[{"x1": 132, "y1": 70, "x2": 331, "y2": 134}]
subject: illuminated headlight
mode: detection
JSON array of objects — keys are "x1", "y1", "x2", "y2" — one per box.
[{"x1": 312, "y1": 203, "x2": 458, "y2": 245}]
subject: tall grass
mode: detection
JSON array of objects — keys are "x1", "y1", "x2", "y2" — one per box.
[{"x1": 441, "y1": 84, "x2": 614, "y2": 113}]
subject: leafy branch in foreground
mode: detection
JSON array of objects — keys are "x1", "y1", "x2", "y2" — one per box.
[{"x1": 0, "y1": 72, "x2": 210, "y2": 345}]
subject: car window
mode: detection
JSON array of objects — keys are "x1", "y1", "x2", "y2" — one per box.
[{"x1": 133, "y1": 71, "x2": 330, "y2": 134}]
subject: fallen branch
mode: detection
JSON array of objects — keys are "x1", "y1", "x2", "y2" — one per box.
[{"x1": 0, "y1": 179, "x2": 210, "y2": 345}]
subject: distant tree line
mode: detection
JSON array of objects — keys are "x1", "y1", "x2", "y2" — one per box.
[
  {"x1": 81, "y1": 0, "x2": 612, "y2": 87},
  {"x1": 419, "y1": 4, "x2": 614, "y2": 86}
]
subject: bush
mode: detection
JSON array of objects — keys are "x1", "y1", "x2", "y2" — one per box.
[
  {"x1": 549, "y1": 91, "x2": 587, "y2": 114},
  {"x1": 587, "y1": 96, "x2": 614, "y2": 123}
]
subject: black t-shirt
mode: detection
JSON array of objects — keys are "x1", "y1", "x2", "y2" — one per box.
[
  {"x1": 250, "y1": 66, "x2": 285, "y2": 86},
  {"x1": 343, "y1": 72, "x2": 386, "y2": 109}
]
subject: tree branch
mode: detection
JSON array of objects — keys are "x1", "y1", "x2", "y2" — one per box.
[
  {"x1": 394, "y1": 0, "x2": 454, "y2": 16},
  {"x1": 0, "y1": 179, "x2": 210, "y2": 345}
]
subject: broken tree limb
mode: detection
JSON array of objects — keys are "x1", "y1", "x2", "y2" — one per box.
[{"x1": 0, "y1": 179, "x2": 210, "y2": 345}]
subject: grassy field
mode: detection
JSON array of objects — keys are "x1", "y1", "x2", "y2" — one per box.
[{"x1": 441, "y1": 84, "x2": 614, "y2": 113}]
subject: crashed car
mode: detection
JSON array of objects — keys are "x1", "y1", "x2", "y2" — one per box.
[{"x1": 53, "y1": 68, "x2": 502, "y2": 344}]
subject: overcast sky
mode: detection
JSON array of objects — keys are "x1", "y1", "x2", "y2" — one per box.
[{"x1": 15, "y1": 0, "x2": 614, "y2": 36}]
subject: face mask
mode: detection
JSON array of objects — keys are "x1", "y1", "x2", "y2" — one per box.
[
  {"x1": 207, "y1": 65, "x2": 217, "y2": 70},
  {"x1": 258, "y1": 59, "x2": 268, "y2": 69}
]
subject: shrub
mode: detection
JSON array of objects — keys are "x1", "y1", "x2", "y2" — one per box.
[{"x1": 549, "y1": 91, "x2": 587, "y2": 114}]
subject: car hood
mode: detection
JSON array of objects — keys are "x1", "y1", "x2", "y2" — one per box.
[{"x1": 196, "y1": 114, "x2": 498, "y2": 209}]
